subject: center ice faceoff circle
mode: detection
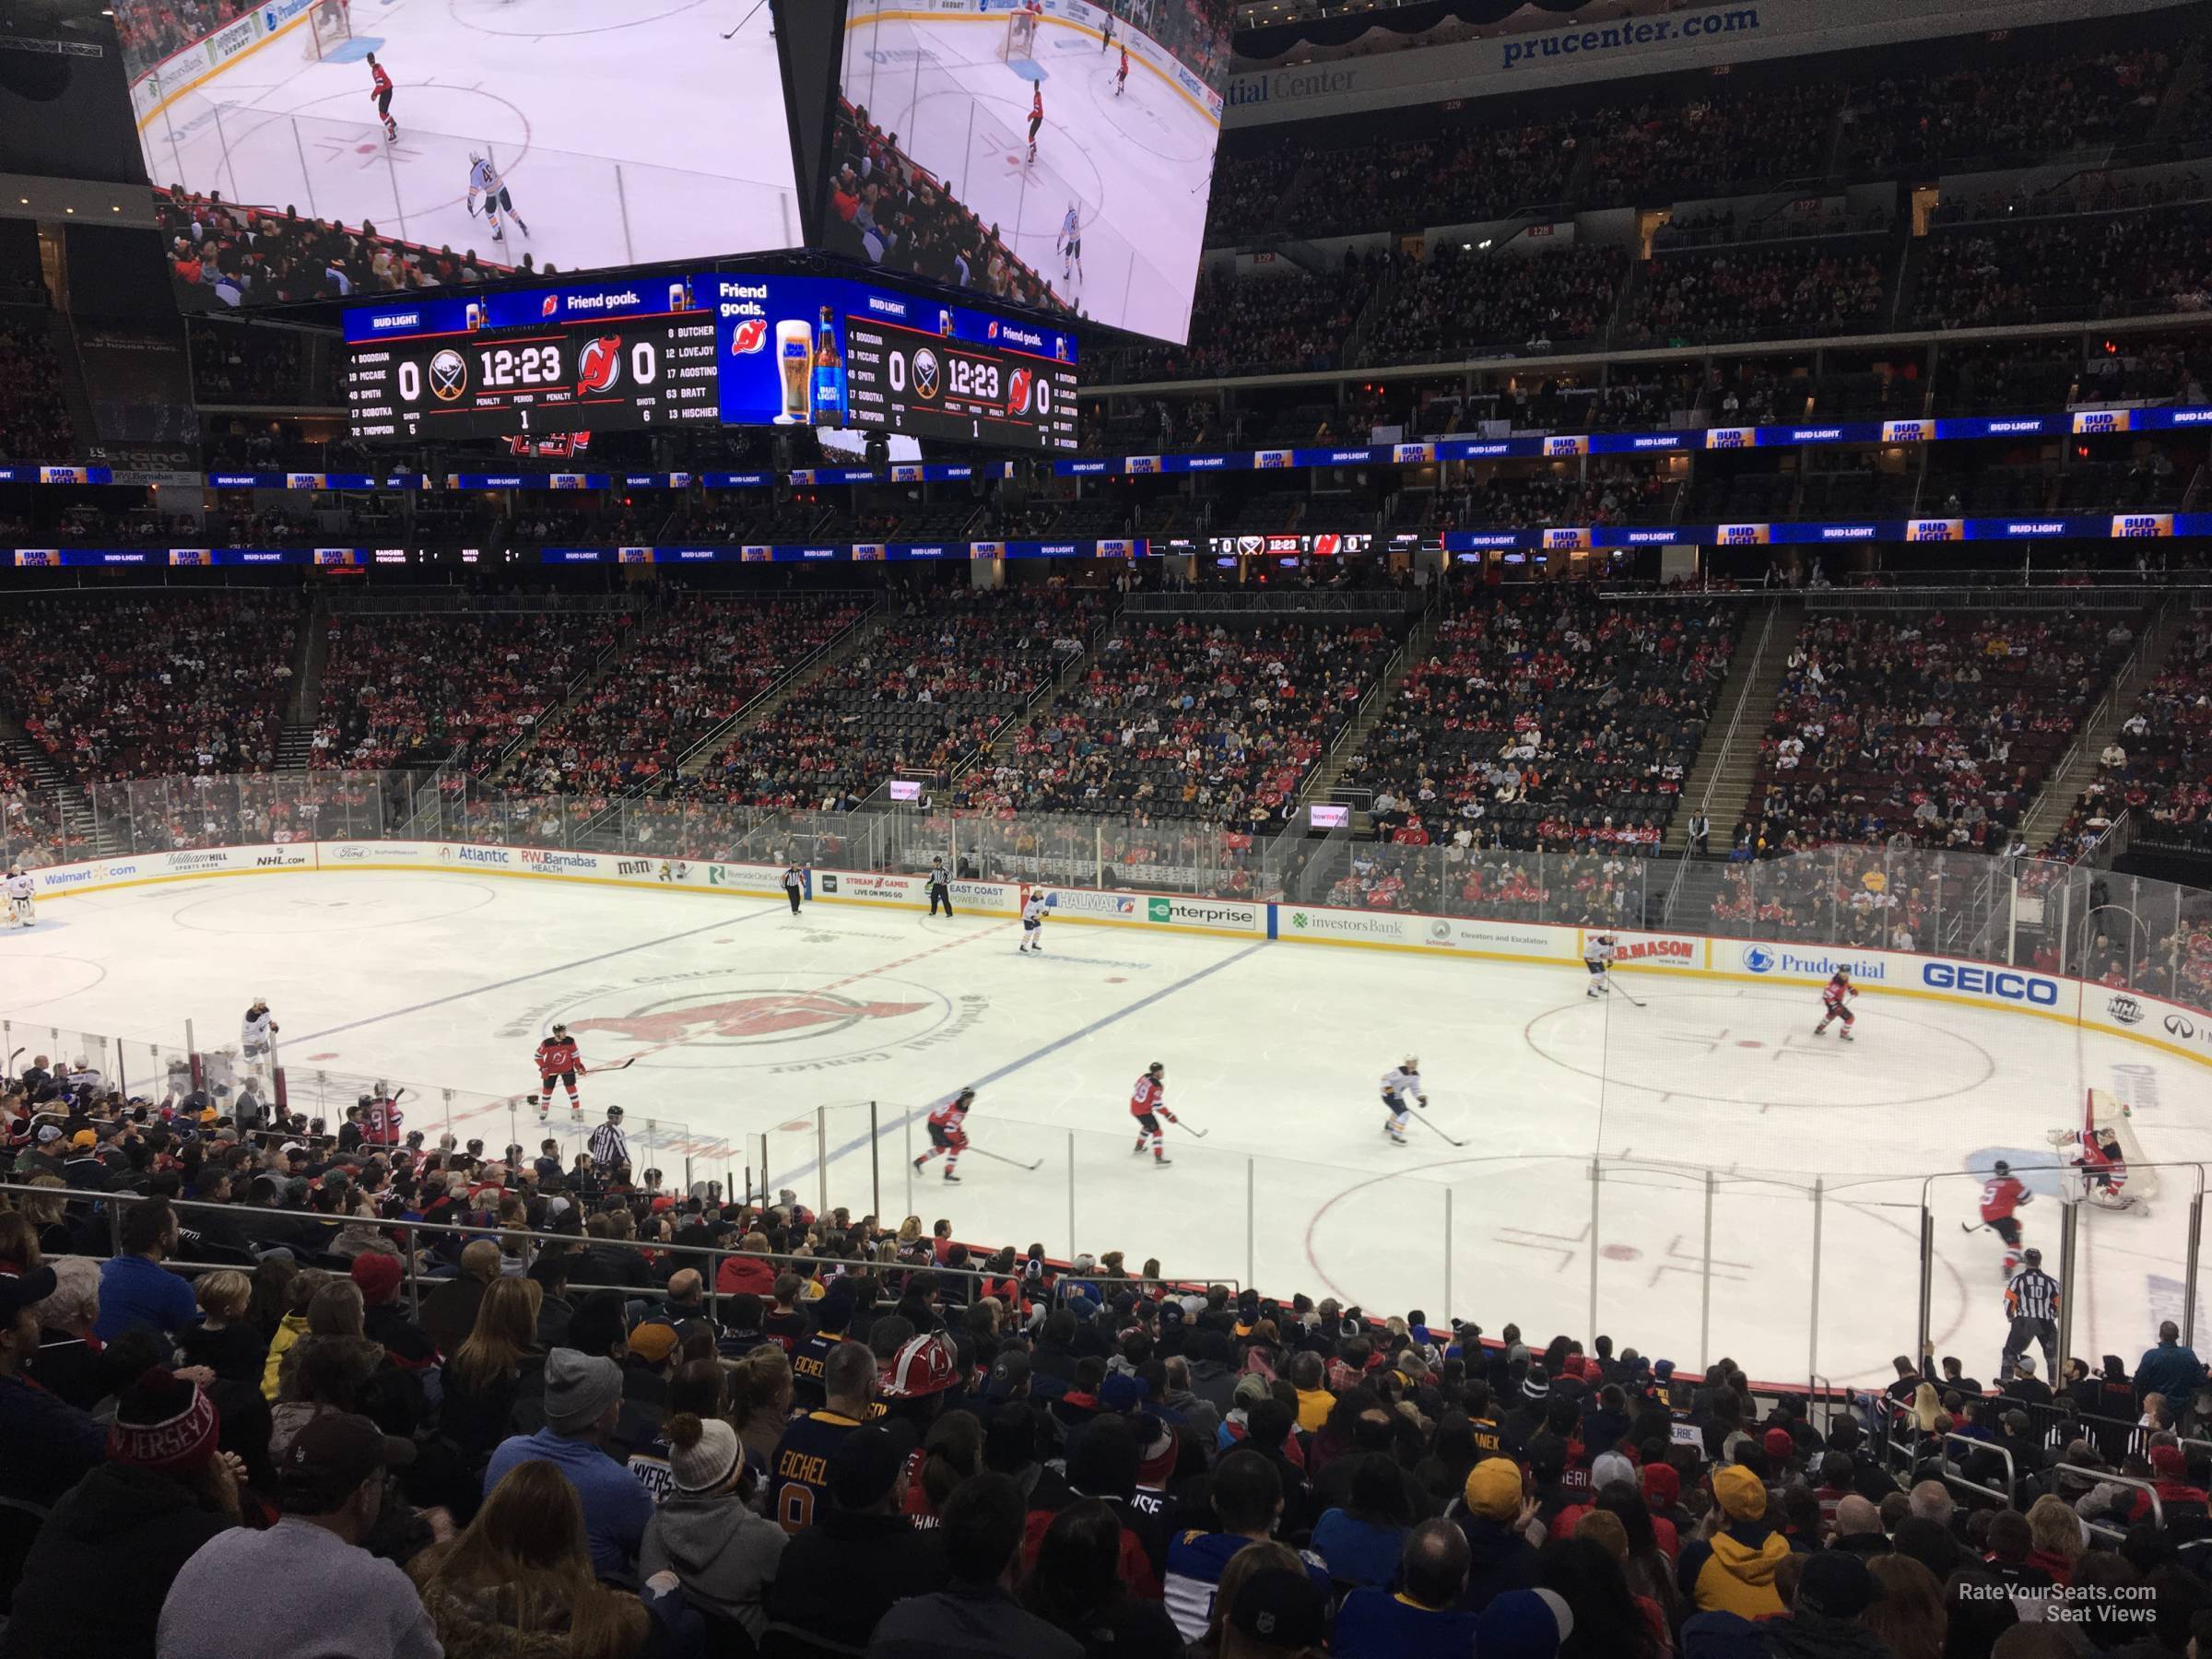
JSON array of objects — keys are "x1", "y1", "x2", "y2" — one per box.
[
  {"x1": 1524, "y1": 988, "x2": 1998, "y2": 1108},
  {"x1": 501, "y1": 971, "x2": 970, "y2": 1070}
]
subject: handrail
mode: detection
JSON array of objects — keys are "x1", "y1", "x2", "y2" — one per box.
[
  {"x1": 2053, "y1": 1462, "x2": 2166, "y2": 1542},
  {"x1": 1937, "y1": 1430, "x2": 2018, "y2": 1505}
]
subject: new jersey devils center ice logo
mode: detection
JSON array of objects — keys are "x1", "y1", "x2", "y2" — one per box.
[
  {"x1": 577, "y1": 336, "x2": 623, "y2": 395},
  {"x1": 569, "y1": 990, "x2": 930, "y2": 1048}
]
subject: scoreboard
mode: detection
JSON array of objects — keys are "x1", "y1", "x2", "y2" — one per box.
[
  {"x1": 350, "y1": 309, "x2": 719, "y2": 441},
  {"x1": 345, "y1": 272, "x2": 1080, "y2": 452}
]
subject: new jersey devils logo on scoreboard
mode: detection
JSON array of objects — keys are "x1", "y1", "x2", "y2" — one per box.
[
  {"x1": 728, "y1": 318, "x2": 767, "y2": 354},
  {"x1": 577, "y1": 337, "x2": 623, "y2": 395}
]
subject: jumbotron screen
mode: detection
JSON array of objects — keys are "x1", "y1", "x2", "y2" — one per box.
[
  {"x1": 832, "y1": 0, "x2": 1234, "y2": 344},
  {"x1": 122, "y1": 0, "x2": 805, "y2": 285}
]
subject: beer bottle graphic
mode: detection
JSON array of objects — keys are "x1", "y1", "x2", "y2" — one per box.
[{"x1": 812, "y1": 304, "x2": 845, "y2": 422}]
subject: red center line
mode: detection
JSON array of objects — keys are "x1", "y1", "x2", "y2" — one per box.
[{"x1": 427, "y1": 917, "x2": 1017, "y2": 1138}]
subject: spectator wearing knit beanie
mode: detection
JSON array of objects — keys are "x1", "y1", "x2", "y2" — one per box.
[
  {"x1": 639, "y1": 1411, "x2": 789, "y2": 1642},
  {"x1": 0, "y1": 1366, "x2": 241, "y2": 1658}
]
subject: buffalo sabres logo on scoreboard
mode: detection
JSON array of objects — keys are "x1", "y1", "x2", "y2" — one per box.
[
  {"x1": 428, "y1": 349, "x2": 468, "y2": 402},
  {"x1": 911, "y1": 348, "x2": 941, "y2": 401}
]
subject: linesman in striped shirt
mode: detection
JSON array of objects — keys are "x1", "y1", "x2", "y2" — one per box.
[{"x1": 2000, "y1": 1246, "x2": 2061, "y2": 1382}]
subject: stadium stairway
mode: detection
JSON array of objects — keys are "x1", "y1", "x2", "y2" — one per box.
[
  {"x1": 672, "y1": 594, "x2": 888, "y2": 784},
  {"x1": 1663, "y1": 594, "x2": 1803, "y2": 853},
  {"x1": 1288, "y1": 592, "x2": 1447, "y2": 828},
  {"x1": 2015, "y1": 600, "x2": 2190, "y2": 850},
  {"x1": 0, "y1": 733, "x2": 105, "y2": 854},
  {"x1": 273, "y1": 594, "x2": 330, "y2": 770},
  {"x1": 937, "y1": 600, "x2": 1126, "y2": 797}
]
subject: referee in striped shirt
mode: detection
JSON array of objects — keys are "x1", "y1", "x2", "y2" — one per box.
[
  {"x1": 587, "y1": 1104, "x2": 629, "y2": 1176},
  {"x1": 2001, "y1": 1246, "x2": 2062, "y2": 1382}
]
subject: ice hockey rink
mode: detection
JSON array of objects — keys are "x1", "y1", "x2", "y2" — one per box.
[
  {"x1": 136, "y1": 0, "x2": 801, "y2": 273},
  {"x1": 6, "y1": 868, "x2": 2204, "y2": 1392},
  {"x1": 841, "y1": 2, "x2": 1219, "y2": 340}
]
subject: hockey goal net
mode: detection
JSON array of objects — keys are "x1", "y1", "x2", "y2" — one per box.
[
  {"x1": 305, "y1": 0, "x2": 351, "y2": 61},
  {"x1": 2056, "y1": 1087, "x2": 2160, "y2": 1206},
  {"x1": 998, "y1": 6, "x2": 1040, "y2": 62}
]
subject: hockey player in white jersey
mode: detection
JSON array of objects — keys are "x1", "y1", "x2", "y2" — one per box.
[
  {"x1": 4, "y1": 869, "x2": 32, "y2": 928},
  {"x1": 1584, "y1": 934, "x2": 1619, "y2": 998},
  {"x1": 467, "y1": 153, "x2": 531, "y2": 243},
  {"x1": 1380, "y1": 1056, "x2": 1428, "y2": 1145},
  {"x1": 241, "y1": 997, "x2": 279, "y2": 1061},
  {"x1": 1059, "y1": 204, "x2": 1083, "y2": 283},
  {"x1": 1019, "y1": 889, "x2": 1050, "y2": 953}
]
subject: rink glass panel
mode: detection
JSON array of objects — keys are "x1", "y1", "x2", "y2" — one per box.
[{"x1": 10, "y1": 769, "x2": 2212, "y2": 1388}]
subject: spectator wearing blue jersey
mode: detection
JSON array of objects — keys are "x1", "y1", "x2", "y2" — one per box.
[
  {"x1": 1161, "y1": 1447, "x2": 1331, "y2": 1641},
  {"x1": 1335, "y1": 1519, "x2": 1482, "y2": 1659}
]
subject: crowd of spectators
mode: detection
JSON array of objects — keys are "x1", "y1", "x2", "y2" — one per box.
[
  {"x1": 12, "y1": 1056, "x2": 2212, "y2": 1658},
  {"x1": 1583, "y1": 88, "x2": 1840, "y2": 207},
  {"x1": 312, "y1": 608, "x2": 629, "y2": 772},
  {"x1": 0, "y1": 595, "x2": 299, "y2": 779},
  {"x1": 956, "y1": 614, "x2": 1399, "y2": 828},
  {"x1": 1284, "y1": 124, "x2": 1582, "y2": 241},
  {"x1": 157, "y1": 190, "x2": 519, "y2": 310},
  {"x1": 1741, "y1": 610, "x2": 2136, "y2": 859},
  {"x1": 1912, "y1": 204, "x2": 2212, "y2": 332},
  {"x1": 2050, "y1": 622, "x2": 2212, "y2": 865},
  {"x1": 1620, "y1": 242, "x2": 1890, "y2": 348},
  {"x1": 1342, "y1": 583, "x2": 1735, "y2": 861},
  {"x1": 1116, "y1": 252, "x2": 1394, "y2": 382},
  {"x1": 188, "y1": 320, "x2": 327, "y2": 406},
  {"x1": 0, "y1": 318, "x2": 75, "y2": 463},
  {"x1": 107, "y1": 0, "x2": 250, "y2": 69},
  {"x1": 504, "y1": 594, "x2": 866, "y2": 794},
  {"x1": 823, "y1": 104, "x2": 1061, "y2": 316},
  {"x1": 683, "y1": 586, "x2": 1106, "y2": 810},
  {"x1": 1841, "y1": 47, "x2": 2173, "y2": 173},
  {"x1": 1365, "y1": 244, "x2": 1628, "y2": 365}
]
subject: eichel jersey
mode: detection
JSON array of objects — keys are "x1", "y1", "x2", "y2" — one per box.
[
  {"x1": 771, "y1": 1412, "x2": 912, "y2": 1535},
  {"x1": 1381, "y1": 1066, "x2": 1425, "y2": 1106},
  {"x1": 789, "y1": 1331, "x2": 839, "y2": 1406}
]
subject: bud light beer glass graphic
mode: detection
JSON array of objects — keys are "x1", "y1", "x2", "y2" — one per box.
[
  {"x1": 774, "y1": 320, "x2": 813, "y2": 425},
  {"x1": 465, "y1": 301, "x2": 484, "y2": 332},
  {"x1": 668, "y1": 279, "x2": 692, "y2": 312},
  {"x1": 813, "y1": 304, "x2": 845, "y2": 422}
]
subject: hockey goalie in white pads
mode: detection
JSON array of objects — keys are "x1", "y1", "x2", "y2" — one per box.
[
  {"x1": 4, "y1": 869, "x2": 32, "y2": 928},
  {"x1": 2047, "y1": 1123, "x2": 2145, "y2": 1214}
]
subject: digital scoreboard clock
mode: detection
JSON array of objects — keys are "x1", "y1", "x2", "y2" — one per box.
[{"x1": 841, "y1": 311, "x2": 1078, "y2": 451}]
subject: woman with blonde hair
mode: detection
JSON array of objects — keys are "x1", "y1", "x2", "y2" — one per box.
[
  {"x1": 1910, "y1": 1381, "x2": 1943, "y2": 1437},
  {"x1": 1863, "y1": 1553, "x2": 1946, "y2": 1659},
  {"x1": 2026, "y1": 1492, "x2": 2085, "y2": 1584},
  {"x1": 724, "y1": 1344, "x2": 794, "y2": 1470},
  {"x1": 411, "y1": 1459, "x2": 651, "y2": 1659},
  {"x1": 442, "y1": 1276, "x2": 544, "y2": 1465}
]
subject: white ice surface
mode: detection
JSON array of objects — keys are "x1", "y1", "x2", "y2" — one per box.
[
  {"x1": 6, "y1": 869, "x2": 2205, "y2": 1391},
  {"x1": 140, "y1": 0, "x2": 801, "y2": 271},
  {"x1": 841, "y1": 11, "x2": 1216, "y2": 341}
]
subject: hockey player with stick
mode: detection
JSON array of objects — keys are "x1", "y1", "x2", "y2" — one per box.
[
  {"x1": 1814, "y1": 968, "x2": 1858, "y2": 1041},
  {"x1": 1129, "y1": 1061, "x2": 1177, "y2": 1166},
  {"x1": 241, "y1": 998, "x2": 278, "y2": 1061},
  {"x1": 1379, "y1": 1056, "x2": 1428, "y2": 1146},
  {"x1": 466, "y1": 152, "x2": 530, "y2": 243},
  {"x1": 1583, "y1": 934, "x2": 1618, "y2": 999},
  {"x1": 366, "y1": 53, "x2": 396, "y2": 141},
  {"x1": 1977, "y1": 1159, "x2": 2031, "y2": 1277},
  {"x1": 913, "y1": 1088, "x2": 974, "y2": 1182},
  {"x1": 4, "y1": 868, "x2": 32, "y2": 928},
  {"x1": 534, "y1": 1023, "x2": 588, "y2": 1121},
  {"x1": 1018, "y1": 888, "x2": 1049, "y2": 953},
  {"x1": 2061, "y1": 1122, "x2": 2143, "y2": 1213}
]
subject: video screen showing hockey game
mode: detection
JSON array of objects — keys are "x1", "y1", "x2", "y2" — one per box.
[
  {"x1": 120, "y1": 0, "x2": 805, "y2": 284},
  {"x1": 832, "y1": 0, "x2": 1234, "y2": 343}
]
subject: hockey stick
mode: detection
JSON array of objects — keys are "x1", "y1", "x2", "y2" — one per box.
[
  {"x1": 964, "y1": 1144, "x2": 1044, "y2": 1171},
  {"x1": 1411, "y1": 1108, "x2": 1467, "y2": 1149},
  {"x1": 581, "y1": 1055, "x2": 639, "y2": 1073},
  {"x1": 722, "y1": 0, "x2": 769, "y2": 40},
  {"x1": 1167, "y1": 1116, "x2": 1207, "y2": 1139}
]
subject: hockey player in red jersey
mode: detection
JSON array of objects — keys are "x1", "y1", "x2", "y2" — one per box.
[
  {"x1": 533, "y1": 1023, "x2": 588, "y2": 1123},
  {"x1": 2076, "y1": 1124, "x2": 2136, "y2": 1209},
  {"x1": 1130, "y1": 1061, "x2": 1177, "y2": 1166},
  {"x1": 912, "y1": 1088, "x2": 975, "y2": 1182},
  {"x1": 1027, "y1": 84, "x2": 1044, "y2": 163},
  {"x1": 1813, "y1": 968, "x2": 1858, "y2": 1041},
  {"x1": 1116, "y1": 44, "x2": 1130, "y2": 97},
  {"x1": 1978, "y1": 1159, "x2": 2031, "y2": 1277},
  {"x1": 366, "y1": 53, "x2": 396, "y2": 141}
]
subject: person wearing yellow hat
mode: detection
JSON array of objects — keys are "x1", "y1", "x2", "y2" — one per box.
[
  {"x1": 1677, "y1": 1462, "x2": 1789, "y2": 1618},
  {"x1": 1453, "y1": 1456, "x2": 1541, "y2": 1612}
]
